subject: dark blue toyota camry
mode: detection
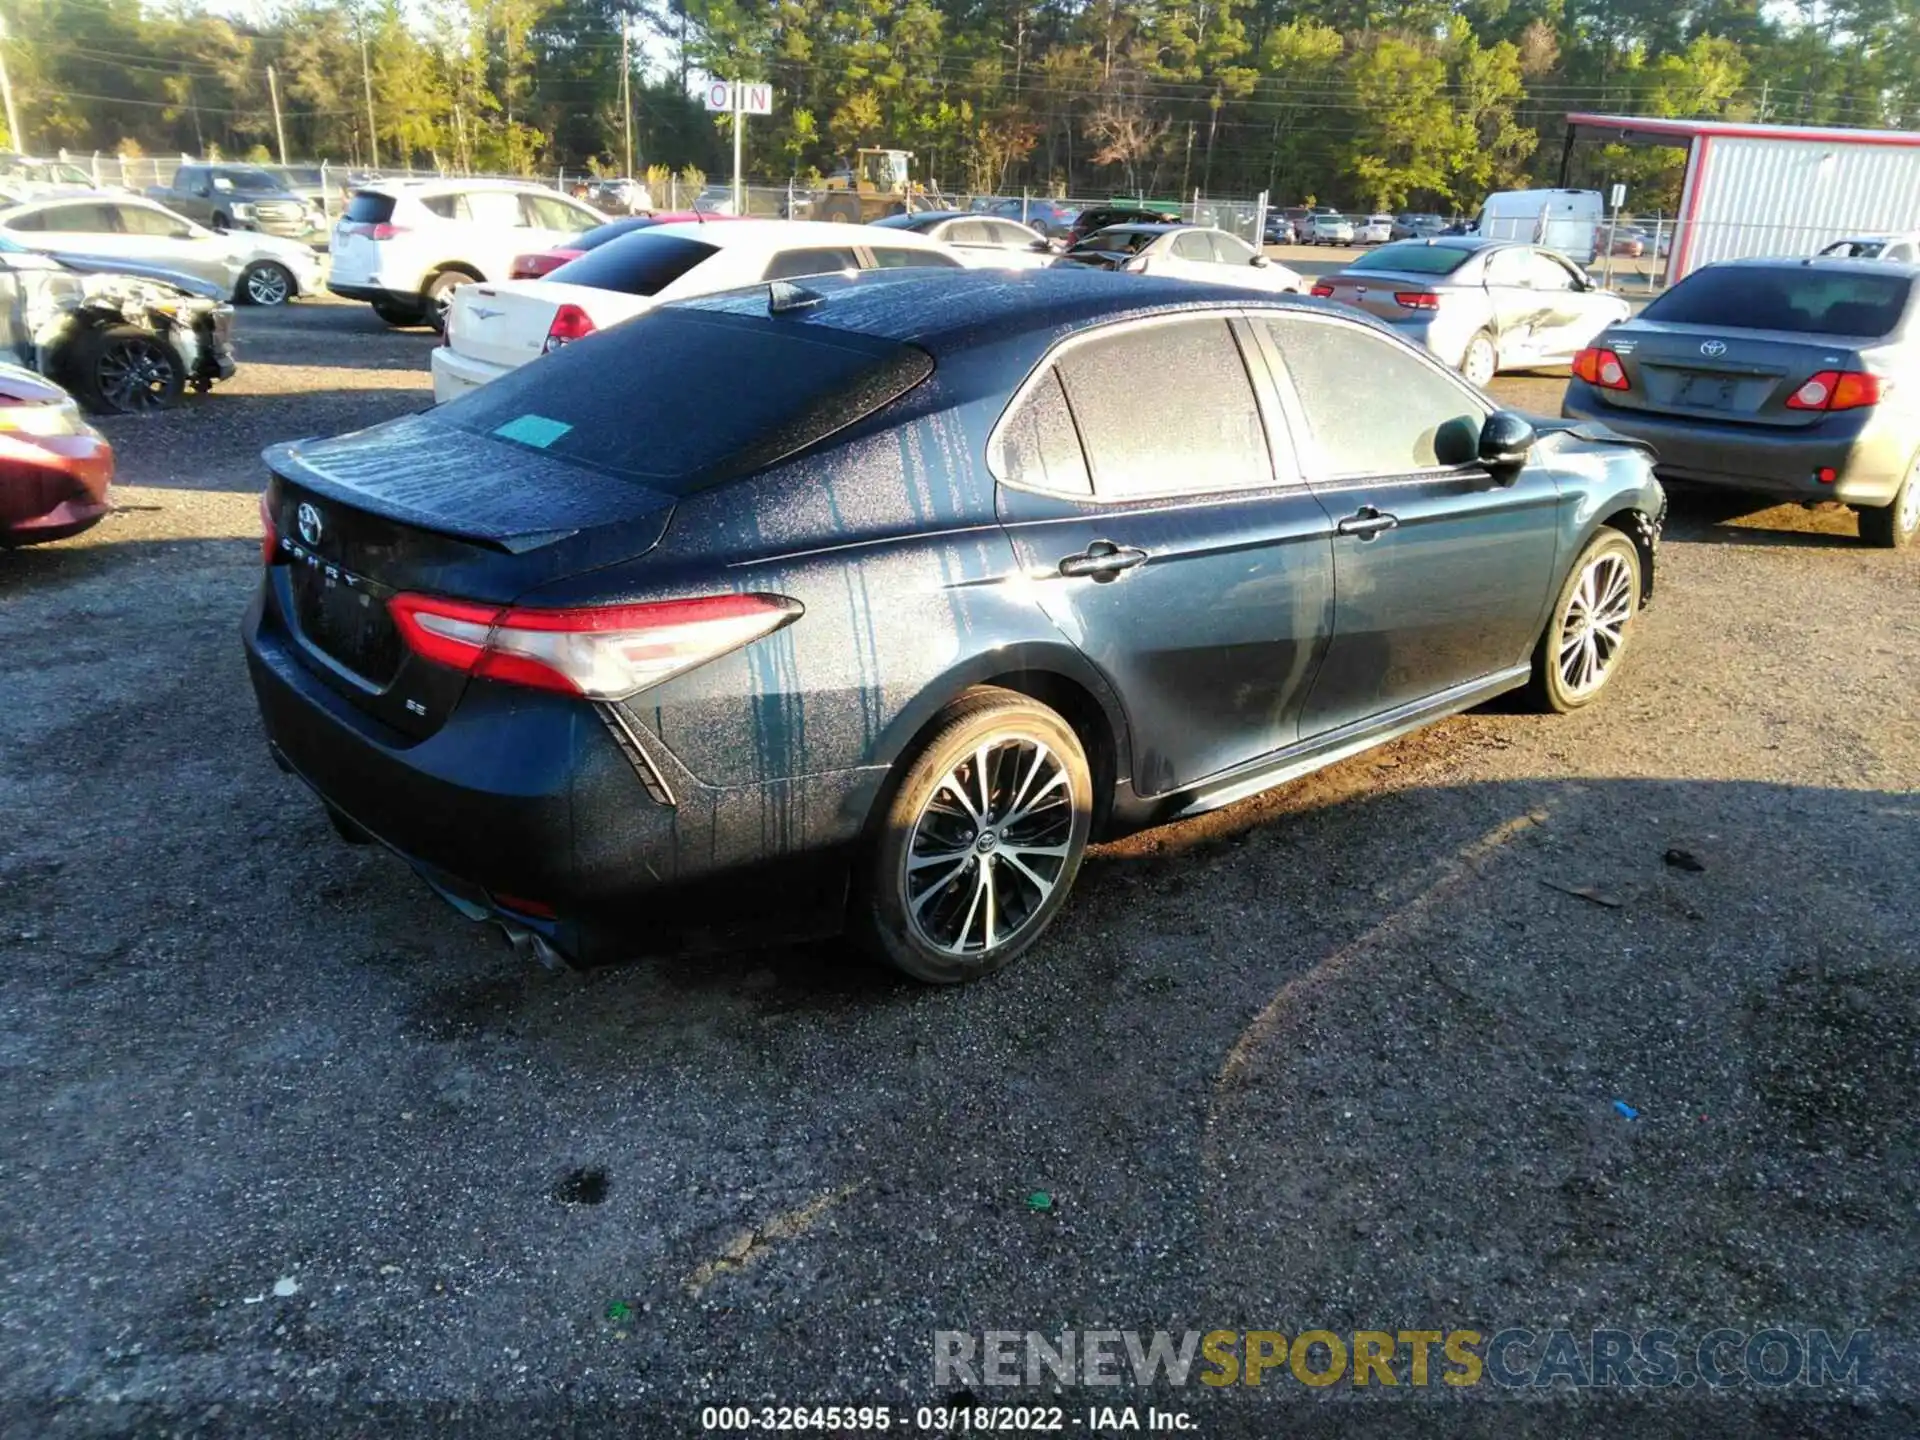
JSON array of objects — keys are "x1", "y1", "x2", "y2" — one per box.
[{"x1": 246, "y1": 267, "x2": 1663, "y2": 983}]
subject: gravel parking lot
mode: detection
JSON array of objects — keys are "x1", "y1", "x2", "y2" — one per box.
[{"x1": 2, "y1": 297, "x2": 1916, "y2": 1437}]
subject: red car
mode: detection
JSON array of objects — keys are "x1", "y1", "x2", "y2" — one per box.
[
  {"x1": 509, "y1": 212, "x2": 751, "y2": 280},
  {"x1": 0, "y1": 365, "x2": 114, "y2": 547}
]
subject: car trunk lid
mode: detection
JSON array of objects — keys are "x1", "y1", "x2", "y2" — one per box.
[
  {"x1": 263, "y1": 414, "x2": 679, "y2": 737},
  {"x1": 1318, "y1": 269, "x2": 1440, "y2": 322},
  {"x1": 1600, "y1": 322, "x2": 1874, "y2": 428},
  {"x1": 445, "y1": 280, "x2": 650, "y2": 371}
]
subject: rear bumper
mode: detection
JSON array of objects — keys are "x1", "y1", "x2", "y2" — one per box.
[
  {"x1": 243, "y1": 579, "x2": 872, "y2": 961},
  {"x1": 1563, "y1": 383, "x2": 1911, "y2": 507},
  {"x1": 429, "y1": 345, "x2": 510, "y2": 404}
]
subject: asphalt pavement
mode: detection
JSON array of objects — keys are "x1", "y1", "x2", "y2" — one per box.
[{"x1": 0, "y1": 297, "x2": 1914, "y2": 1438}]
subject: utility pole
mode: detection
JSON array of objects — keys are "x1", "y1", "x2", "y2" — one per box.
[
  {"x1": 0, "y1": 16, "x2": 20, "y2": 154},
  {"x1": 620, "y1": 15, "x2": 633, "y2": 179},
  {"x1": 360, "y1": 35, "x2": 379, "y2": 169},
  {"x1": 266, "y1": 64, "x2": 288, "y2": 166}
]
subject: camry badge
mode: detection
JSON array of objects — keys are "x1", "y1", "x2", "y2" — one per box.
[
  {"x1": 1700, "y1": 340, "x2": 1727, "y2": 357},
  {"x1": 296, "y1": 502, "x2": 323, "y2": 546}
]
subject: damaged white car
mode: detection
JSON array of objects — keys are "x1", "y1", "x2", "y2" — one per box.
[{"x1": 0, "y1": 236, "x2": 236, "y2": 413}]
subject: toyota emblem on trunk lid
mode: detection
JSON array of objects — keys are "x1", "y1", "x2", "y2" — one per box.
[
  {"x1": 296, "y1": 502, "x2": 323, "y2": 546},
  {"x1": 1700, "y1": 340, "x2": 1727, "y2": 357}
]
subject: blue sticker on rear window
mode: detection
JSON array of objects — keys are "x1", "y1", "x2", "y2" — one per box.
[{"x1": 492, "y1": 414, "x2": 574, "y2": 449}]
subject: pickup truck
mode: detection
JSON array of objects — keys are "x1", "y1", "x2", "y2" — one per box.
[{"x1": 145, "y1": 164, "x2": 324, "y2": 244}]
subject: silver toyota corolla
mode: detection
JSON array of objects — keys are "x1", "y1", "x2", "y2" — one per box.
[{"x1": 1313, "y1": 237, "x2": 1631, "y2": 386}]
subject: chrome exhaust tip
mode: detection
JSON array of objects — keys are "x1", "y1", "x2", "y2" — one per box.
[{"x1": 496, "y1": 918, "x2": 575, "y2": 972}]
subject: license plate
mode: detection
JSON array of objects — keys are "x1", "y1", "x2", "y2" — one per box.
[
  {"x1": 291, "y1": 560, "x2": 402, "y2": 683},
  {"x1": 1679, "y1": 374, "x2": 1738, "y2": 409}
]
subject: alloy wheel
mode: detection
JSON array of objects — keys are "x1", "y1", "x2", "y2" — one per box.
[
  {"x1": 1557, "y1": 551, "x2": 1634, "y2": 699},
  {"x1": 95, "y1": 337, "x2": 178, "y2": 412},
  {"x1": 245, "y1": 265, "x2": 291, "y2": 305},
  {"x1": 902, "y1": 736, "x2": 1073, "y2": 957}
]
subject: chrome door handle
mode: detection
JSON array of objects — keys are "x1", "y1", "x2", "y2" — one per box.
[
  {"x1": 1336, "y1": 507, "x2": 1399, "y2": 540},
  {"x1": 1058, "y1": 541, "x2": 1149, "y2": 581}
]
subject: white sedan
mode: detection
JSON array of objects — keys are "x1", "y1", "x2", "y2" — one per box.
[
  {"x1": 431, "y1": 220, "x2": 966, "y2": 403},
  {"x1": 1054, "y1": 223, "x2": 1307, "y2": 293},
  {"x1": 0, "y1": 192, "x2": 324, "y2": 305},
  {"x1": 1359, "y1": 214, "x2": 1394, "y2": 244}
]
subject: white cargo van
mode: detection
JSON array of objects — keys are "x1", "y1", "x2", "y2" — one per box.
[{"x1": 1474, "y1": 189, "x2": 1604, "y2": 263}]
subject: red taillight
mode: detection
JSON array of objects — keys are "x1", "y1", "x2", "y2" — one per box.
[
  {"x1": 543, "y1": 303, "x2": 597, "y2": 354},
  {"x1": 511, "y1": 250, "x2": 578, "y2": 280},
  {"x1": 1393, "y1": 291, "x2": 1438, "y2": 310},
  {"x1": 1310, "y1": 282, "x2": 1334, "y2": 298},
  {"x1": 259, "y1": 491, "x2": 279, "y2": 565},
  {"x1": 1785, "y1": 369, "x2": 1880, "y2": 411},
  {"x1": 387, "y1": 592, "x2": 803, "y2": 700},
  {"x1": 1573, "y1": 347, "x2": 1629, "y2": 391},
  {"x1": 368, "y1": 222, "x2": 405, "y2": 241}
]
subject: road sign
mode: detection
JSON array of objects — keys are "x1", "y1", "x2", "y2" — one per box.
[
  {"x1": 1610, "y1": 183, "x2": 1627, "y2": 209},
  {"x1": 703, "y1": 80, "x2": 773, "y2": 115}
]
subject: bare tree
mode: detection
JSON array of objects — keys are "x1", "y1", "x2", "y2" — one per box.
[{"x1": 1086, "y1": 71, "x2": 1168, "y2": 194}]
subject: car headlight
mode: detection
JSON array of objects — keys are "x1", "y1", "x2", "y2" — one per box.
[
  {"x1": 230, "y1": 202, "x2": 255, "y2": 219},
  {"x1": 0, "y1": 396, "x2": 86, "y2": 438}
]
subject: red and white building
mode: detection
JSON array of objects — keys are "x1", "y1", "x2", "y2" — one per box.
[{"x1": 1563, "y1": 112, "x2": 1920, "y2": 281}]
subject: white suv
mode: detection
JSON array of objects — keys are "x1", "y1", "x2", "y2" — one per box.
[{"x1": 328, "y1": 180, "x2": 605, "y2": 328}]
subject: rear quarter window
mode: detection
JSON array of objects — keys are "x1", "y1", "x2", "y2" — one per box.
[
  {"x1": 1644, "y1": 266, "x2": 1913, "y2": 338},
  {"x1": 548, "y1": 233, "x2": 719, "y2": 295}
]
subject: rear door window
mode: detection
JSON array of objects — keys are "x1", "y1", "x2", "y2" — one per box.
[
  {"x1": 762, "y1": 247, "x2": 859, "y2": 280},
  {"x1": 1643, "y1": 265, "x2": 1914, "y2": 337},
  {"x1": 864, "y1": 246, "x2": 962, "y2": 270},
  {"x1": 464, "y1": 190, "x2": 525, "y2": 228},
  {"x1": 547, "y1": 233, "x2": 718, "y2": 295},
  {"x1": 1172, "y1": 231, "x2": 1213, "y2": 262},
  {"x1": 23, "y1": 203, "x2": 118, "y2": 233},
  {"x1": 1054, "y1": 318, "x2": 1272, "y2": 499},
  {"x1": 1261, "y1": 316, "x2": 1485, "y2": 478}
]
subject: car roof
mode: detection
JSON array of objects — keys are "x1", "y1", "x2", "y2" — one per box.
[
  {"x1": 640, "y1": 218, "x2": 949, "y2": 250},
  {"x1": 1707, "y1": 254, "x2": 1920, "y2": 277},
  {"x1": 668, "y1": 265, "x2": 1331, "y2": 353}
]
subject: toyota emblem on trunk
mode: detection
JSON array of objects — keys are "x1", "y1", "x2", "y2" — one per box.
[
  {"x1": 296, "y1": 502, "x2": 323, "y2": 546},
  {"x1": 1700, "y1": 340, "x2": 1727, "y2": 357}
]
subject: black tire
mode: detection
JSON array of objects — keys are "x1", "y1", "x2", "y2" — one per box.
[
  {"x1": 1858, "y1": 458, "x2": 1919, "y2": 549},
  {"x1": 238, "y1": 260, "x2": 295, "y2": 306},
  {"x1": 857, "y1": 688, "x2": 1093, "y2": 985},
  {"x1": 371, "y1": 298, "x2": 424, "y2": 326},
  {"x1": 210, "y1": 211, "x2": 231, "y2": 231},
  {"x1": 423, "y1": 270, "x2": 474, "y2": 333},
  {"x1": 819, "y1": 197, "x2": 860, "y2": 224},
  {"x1": 1522, "y1": 528, "x2": 1642, "y2": 714},
  {"x1": 74, "y1": 325, "x2": 186, "y2": 414}
]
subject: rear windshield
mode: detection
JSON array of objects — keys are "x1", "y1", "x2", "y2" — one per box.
[
  {"x1": 344, "y1": 192, "x2": 395, "y2": 224},
  {"x1": 431, "y1": 308, "x2": 933, "y2": 489},
  {"x1": 575, "y1": 217, "x2": 656, "y2": 252},
  {"x1": 546, "y1": 233, "x2": 718, "y2": 296},
  {"x1": 1643, "y1": 265, "x2": 1912, "y2": 337},
  {"x1": 1349, "y1": 244, "x2": 1472, "y2": 275},
  {"x1": 1073, "y1": 229, "x2": 1157, "y2": 254}
]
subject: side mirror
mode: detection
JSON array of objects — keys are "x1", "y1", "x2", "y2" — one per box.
[
  {"x1": 1250, "y1": 253, "x2": 1270, "y2": 268},
  {"x1": 1479, "y1": 411, "x2": 1537, "y2": 480}
]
